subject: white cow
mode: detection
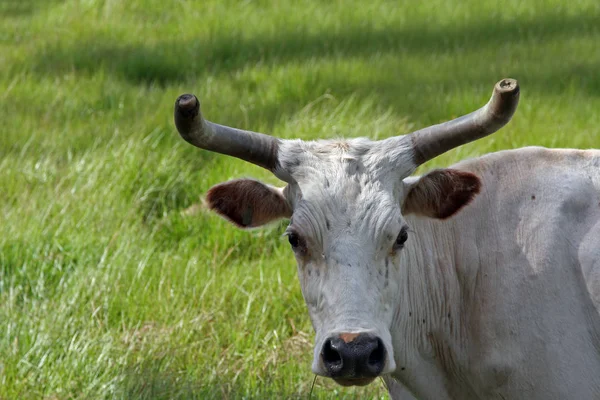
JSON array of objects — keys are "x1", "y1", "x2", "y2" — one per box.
[{"x1": 174, "y1": 79, "x2": 600, "y2": 399}]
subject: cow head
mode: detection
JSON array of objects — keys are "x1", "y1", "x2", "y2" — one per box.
[{"x1": 174, "y1": 79, "x2": 519, "y2": 386}]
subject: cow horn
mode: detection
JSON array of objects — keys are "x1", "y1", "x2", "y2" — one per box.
[
  {"x1": 409, "y1": 78, "x2": 520, "y2": 165},
  {"x1": 174, "y1": 94, "x2": 280, "y2": 171}
]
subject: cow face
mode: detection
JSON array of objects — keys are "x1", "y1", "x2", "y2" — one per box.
[
  {"x1": 174, "y1": 78, "x2": 516, "y2": 387},
  {"x1": 206, "y1": 138, "x2": 481, "y2": 386}
]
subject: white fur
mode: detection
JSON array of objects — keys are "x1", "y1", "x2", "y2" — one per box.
[{"x1": 274, "y1": 141, "x2": 600, "y2": 400}]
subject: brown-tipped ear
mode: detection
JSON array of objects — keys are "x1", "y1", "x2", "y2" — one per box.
[
  {"x1": 206, "y1": 179, "x2": 292, "y2": 228},
  {"x1": 402, "y1": 169, "x2": 481, "y2": 219}
]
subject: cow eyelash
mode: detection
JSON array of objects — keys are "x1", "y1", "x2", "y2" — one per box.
[{"x1": 283, "y1": 230, "x2": 305, "y2": 250}]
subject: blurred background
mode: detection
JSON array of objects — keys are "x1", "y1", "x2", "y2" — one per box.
[{"x1": 1, "y1": 0, "x2": 598, "y2": 398}]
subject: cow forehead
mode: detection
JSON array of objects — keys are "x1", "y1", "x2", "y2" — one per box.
[
  {"x1": 291, "y1": 181, "x2": 402, "y2": 228},
  {"x1": 280, "y1": 146, "x2": 406, "y2": 247},
  {"x1": 277, "y1": 137, "x2": 416, "y2": 182}
]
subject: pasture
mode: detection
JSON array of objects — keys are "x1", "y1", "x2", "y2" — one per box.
[{"x1": 1, "y1": 0, "x2": 599, "y2": 398}]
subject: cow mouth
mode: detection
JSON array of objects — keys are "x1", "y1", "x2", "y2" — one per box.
[{"x1": 333, "y1": 377, "x2": 377, "y2": 387}]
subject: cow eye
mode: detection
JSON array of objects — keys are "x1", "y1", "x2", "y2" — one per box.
[
  {"x1": 395, "y1": 227, "x2": 409, "y2": 248},
  {"x1": 288, "y1": 233, "x2": 300, "y2": 248},
  {"x1": 285, "y1": 230, "x2": 307, "y2": 253}
]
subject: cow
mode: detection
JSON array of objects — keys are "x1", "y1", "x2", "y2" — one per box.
[{"x1": 173, "y1": 79, "x2": 600, "y2": 400}]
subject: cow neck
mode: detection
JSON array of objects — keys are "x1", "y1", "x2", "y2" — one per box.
[{"x1": 389, "y1": 214, "x2": 479, "y2": 395}]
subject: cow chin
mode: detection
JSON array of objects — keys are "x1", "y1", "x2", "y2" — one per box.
[{"x1": 333, "y1": 377, "x2": 377, "y2": 387}]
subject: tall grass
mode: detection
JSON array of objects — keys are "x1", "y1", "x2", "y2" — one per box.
[{"x1": 1, "y1": 0, "x2": 599, "y2": 398}]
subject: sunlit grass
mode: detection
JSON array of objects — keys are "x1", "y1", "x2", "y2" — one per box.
[{"x1": 1, "y1": 0, "x2": 599, "y2": 398}]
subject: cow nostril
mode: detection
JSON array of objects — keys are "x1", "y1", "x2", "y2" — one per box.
[
  {"x1": 366, "y1": 337, "x2": 386, "y2": 374},
  {"x1": 322, "y1": 339, "x2": 343, "y2": 372},
  {"x1": 321, "y1": 335, "x2": 386, "y2": 378}
]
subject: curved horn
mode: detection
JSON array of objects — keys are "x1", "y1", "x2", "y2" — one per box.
[
  {"x1": 174, "y1": 94, "x2": 280, "y2": 171},
  {"x1": 409, "y1": 78, "x2": 520, "y2": 165}
]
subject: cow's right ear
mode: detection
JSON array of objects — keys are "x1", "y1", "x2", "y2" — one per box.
[{"x1": 206, "y1": 179, "x2": 292, "y2": 228}]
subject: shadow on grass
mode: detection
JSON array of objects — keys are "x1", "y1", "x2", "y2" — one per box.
[
  {"x1": 121, "y1": 369, "x2": 206, "y2": 400},
  {"x1": 18, "y1": 8, "x2": 600, "y2": 137},
  {"x1": 0, "y1": 0, "x2": 64, "y2": 17},
  {"x1": 24, "y1": 9, "x2": 600, "y2": 93},
  {"x1": 120, "y1": 368, "x2": 374, "y2": 400}
]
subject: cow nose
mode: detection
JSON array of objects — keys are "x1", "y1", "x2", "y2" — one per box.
[{"x1": 321, "y1": 334, "x2": 386, "y2": 378}]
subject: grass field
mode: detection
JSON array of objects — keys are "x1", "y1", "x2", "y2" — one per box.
[{"x1": 1, "y1": 0, "x2": 599, "y2": 398}]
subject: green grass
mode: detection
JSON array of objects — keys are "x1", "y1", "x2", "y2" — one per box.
[{"x1": 1, "y1": 0, "x2": 599, "y2": 398}]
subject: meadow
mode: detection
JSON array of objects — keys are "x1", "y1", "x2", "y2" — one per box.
[{"x1": 1, "y1": 0, "x2": 599, "y2": 398}]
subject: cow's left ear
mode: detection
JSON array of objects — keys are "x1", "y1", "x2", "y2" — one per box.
[
  {"x1": 206, "y1": 179, "x2": 292, "y2": 228},
  {"x1": 401, "y1": 169, "x2": 481, "y2": 219}
]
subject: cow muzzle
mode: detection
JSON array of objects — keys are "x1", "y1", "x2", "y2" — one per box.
[{"x1": 320, "y1": 333, "x2": 387, "y2": 386}]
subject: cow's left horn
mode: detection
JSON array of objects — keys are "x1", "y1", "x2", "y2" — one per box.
[
  {"x1": 174, "y1": 94, "x2": 280, "y2": 171},
  {"x1": 408, "y1": 78, "x2": 520, "y2": 165}
]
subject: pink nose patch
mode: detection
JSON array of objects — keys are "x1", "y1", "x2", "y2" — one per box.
[{"x1": 339, "y1": 333, "x2": 360, "y2": 343}]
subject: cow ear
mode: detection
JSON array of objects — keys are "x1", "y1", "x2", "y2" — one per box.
[
  {"x1": 402, "y1": 169, "x2": 481, "y2": 219},
  {"x1": 206, "y1": 179, "x2": 292, "y2": 228}
]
